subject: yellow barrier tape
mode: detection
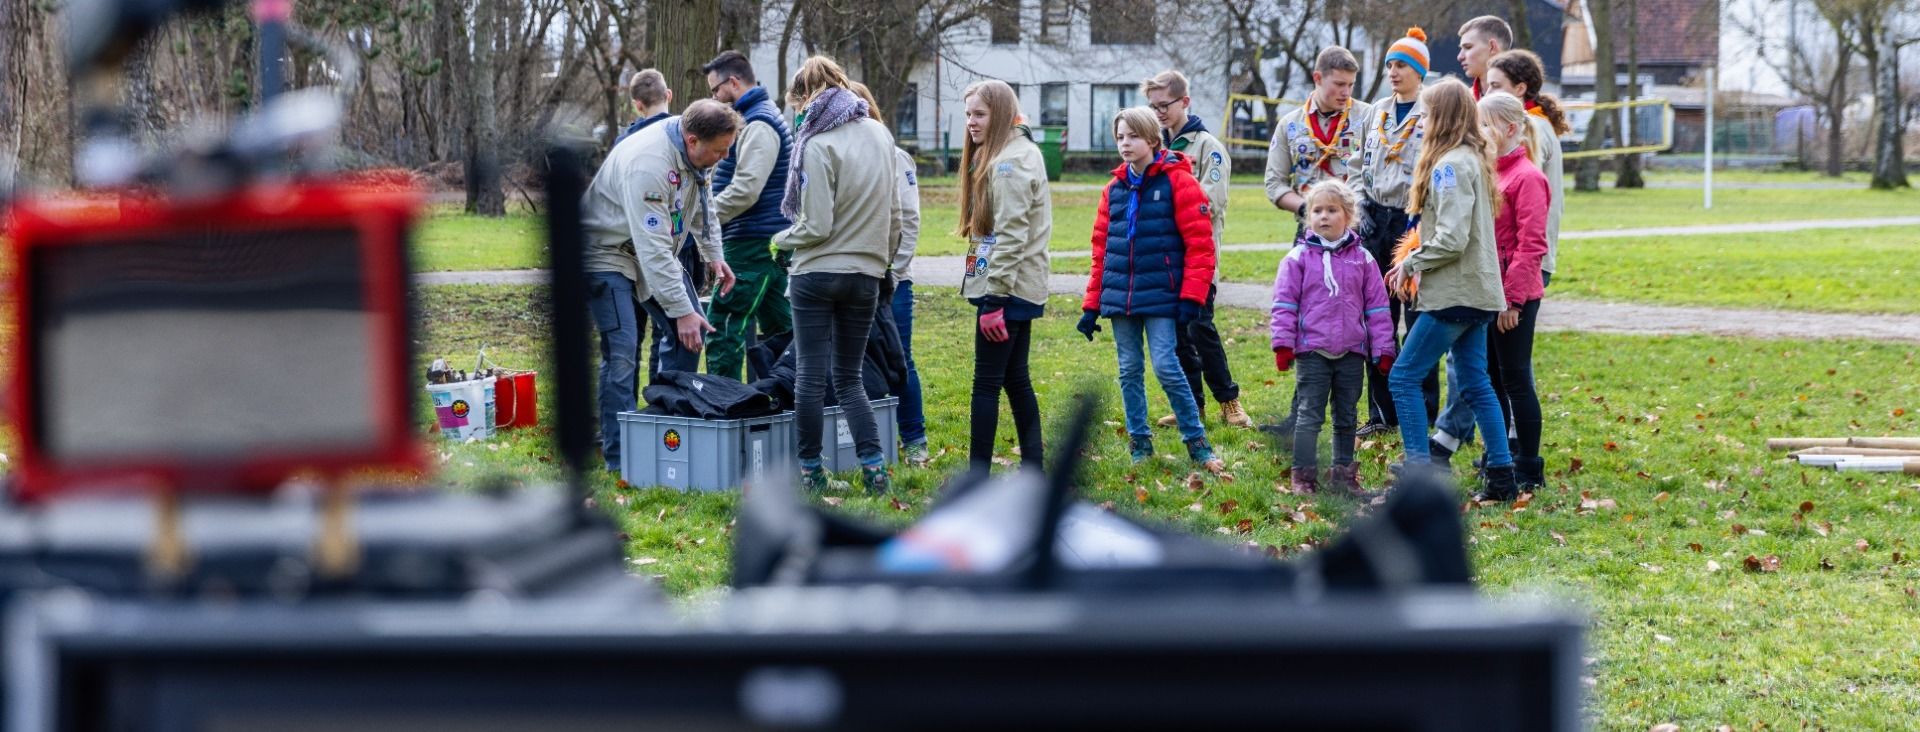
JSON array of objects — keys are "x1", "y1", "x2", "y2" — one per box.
[{"x1": 1220, "y1": 93, "x2": 1675, "y2": 159}]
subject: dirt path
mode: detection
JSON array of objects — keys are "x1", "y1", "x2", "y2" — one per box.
[{"x1": 418, "y1": 263, "x2": 1920, "y2": 343}]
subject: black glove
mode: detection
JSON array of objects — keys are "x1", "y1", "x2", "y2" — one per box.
[
  {"x1": 1076, "y1": 310, "x2": 1102, "y2": 341},
  {"x1": 1177, "y1": 301, "x2": 1202, "y2": 326},
  {"x1": 1355, "y1": 197, "x2": 1376, "y2": 239}
]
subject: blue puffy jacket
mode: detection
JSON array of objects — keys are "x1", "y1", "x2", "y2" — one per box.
[
  {"x1": 711, "y1": 86, "x2": 793, "y2": 241},
  {"x1": 1082, "y1": 151, "x2": 1218, "y2": 318}
]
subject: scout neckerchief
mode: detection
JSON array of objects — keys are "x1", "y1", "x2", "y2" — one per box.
[
  {"x1": 1304, "y1": 95, "x2": 1351, "y2": 176},
  {"x1": 663, "y1": 117, "x2": 713, "y2": 247},
  {"x1": 1524, "y1": 99, "x2": 1549, "y2": 122},
  {"x1": 1472, "y1": 77, "x2": 1484, "y2": 99},
  {"x1": 1372, "y1": 98, "x2": 1420, "y2": 169}
]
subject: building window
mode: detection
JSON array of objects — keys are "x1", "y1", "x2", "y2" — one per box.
[
  {"x1": 989, "y1": 0, "x2": 1021, "y2": 45},
  {"x1": 895, "y1": 83, "x2": 918, "y2": 139},
  {"x1": 1040, "y1": 0, "x2": 1072, "y2": 41},
  {"x1": 1040, "y1": 83, "x2": 1069, "y2": 126},
  {"x1": 1090, "y1": 84, "x2": 1141, "y2": 143},
  {"x1": 1089, "y1": 0, "x2": 1153, "y2": 45}
]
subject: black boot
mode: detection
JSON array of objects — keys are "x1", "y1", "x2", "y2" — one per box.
[
  {"x1": 1428, "y1": 439, "x2": 1455, "y2": 468},
  {"x1": 1471, "y1": 464, "x2": 1519, "y2": 502},
  {"x1": 1517, "y1": 456, "x2": 1546, "y2": 493}
]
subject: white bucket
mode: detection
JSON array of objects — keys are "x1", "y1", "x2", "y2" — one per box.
[{"x1": 426, "y1": 377, "x2": 496, "y2": 441}]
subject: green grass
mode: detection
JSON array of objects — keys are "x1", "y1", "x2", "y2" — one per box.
[
  {"x1": 1560, "y1": 186, "x2": 1917, "y2": 232},
  {"x1": 418, "y1": 284, "x2": 1920, "y2": 729},
  {"x1": 414, "y1": 205, "x2": 546, "y2": 271},
  {"x1": 1172, "y1": 225, "x2": 1920, "y2": 314}
]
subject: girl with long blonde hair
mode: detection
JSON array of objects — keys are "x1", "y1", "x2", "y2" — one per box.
[
  {"x1": 956, "y1": 79, "x2": 1051, "y2": 472},
  {"x1": 1383, "y1": 78, "x2": 1519, "y2": 501}
]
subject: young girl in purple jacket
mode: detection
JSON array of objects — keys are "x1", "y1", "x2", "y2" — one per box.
[{"x1": 1270, "y1": 180, "x2": 1397, "y2": 494}]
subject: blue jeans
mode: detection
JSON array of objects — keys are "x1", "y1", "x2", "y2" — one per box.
[
  {"x1": 892, "y1": 280, "x2": 927, "y2": 445},
  {"x1": 1434, "y1": 359, "x2": 1490, "y2": 446},
  {"x1": 1111, "y1": 316, "x2": 1205, "y2": 442},
  {"x1": 587, "y1": 272, "x2": 643, "y2": 470},
  {"x1": 1389, "y1": 313, "x2": 1512, "y2": 468}
]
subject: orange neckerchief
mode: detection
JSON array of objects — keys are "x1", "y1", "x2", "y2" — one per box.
[
  {"x1": 1373, "y1": 101, "x2": 1420, "y2": 168},
  {"x1": 1525, "y1": 99, "x2": 1548, "y2": 121},
  {"x1": 1304, "y1": 96, "x2": 1352, "y2": 176}
]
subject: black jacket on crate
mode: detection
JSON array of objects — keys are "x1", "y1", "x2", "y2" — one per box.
[
  {"x1": 746, "y1": 288, "x2": 907, "y2": 410},
  {"x1": 642, "y1": 371, "x2": 779, "y2": 419}
]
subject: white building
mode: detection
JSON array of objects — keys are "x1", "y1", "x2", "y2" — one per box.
[{"x1": 747, "y1": 0, "x2": 1232, "y2": 154}]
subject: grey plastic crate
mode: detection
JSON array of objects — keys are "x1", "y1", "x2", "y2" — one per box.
[
  {"x1": 617, "y1": 411, "x2": 795, "y2": 491},
  {"x1": 812, "y1": 397, "x2": 899, "y2": 472}
]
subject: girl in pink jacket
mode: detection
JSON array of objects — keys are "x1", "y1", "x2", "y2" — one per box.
[
  {"x1": 1270, "y1": 180, "x2": 1397, "y2": 494},
  {"x1": 1478, "y1": 92, "x2": 1550, "y2": 492}
]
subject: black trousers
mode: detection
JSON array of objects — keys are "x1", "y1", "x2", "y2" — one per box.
[
  {"x1": 1359, "y1": 200, "x2": 1438, "y2": 427},
  {"x1": 791, "y1": 272, "x2": 883, "y2": 465},
  {"x1": 1486, "y1": 299, "x2": 1543, "y2": 460},
  {"x1": 1173, "y1": 285, "x2": 1240, "y2": 412},
  {"x1": 970, "y1": 318, "x2": 1043, "y2": 469}
]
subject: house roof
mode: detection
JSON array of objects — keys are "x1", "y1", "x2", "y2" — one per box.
[{"x1": 1566, "y1": 0, "x2": 1720, "y2": 67}]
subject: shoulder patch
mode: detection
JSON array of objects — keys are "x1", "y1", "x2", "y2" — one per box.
[
  {"x1": 642, "y1": 213, "x2": 666, "y2": 233},
  {"x1": 643, "y1": 191, "x2": 665, "y2": 203},
  {"x1": 995, "y1": 161, "x2": 1016, "y2": 177},
  {"x1": 666, "y1": 170, "x2": 681, "y2": 187},
  {"x1": 1210, "y1": 150, "x2": 1224, "y2": 166},
  {"x1": 798, "y1": 171, "x2": 808, "y2": 188},
  {"x1": 1208, "y1": 168, "x2": 1223, "y2": 183},
  {"x1": 1286, "y1": 121, "x2": 1303, "y2": 137},
  {"x1": 904, "y1": 169, "x2": 917, "y2": 187},
  {"x1": 1434, "y1": 164, "x2": 1458, "y2": 191}
]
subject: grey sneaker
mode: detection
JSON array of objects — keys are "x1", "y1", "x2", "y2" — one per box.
[{"x1": 901, "y1": 440, "x2": 931, "y2": 468}]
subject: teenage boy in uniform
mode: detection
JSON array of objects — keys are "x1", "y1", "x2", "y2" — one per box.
[
  {"x1": 1264, "y1": 46, "x2": 1373, "y2": 238},
  {"x1": 1262, "y1": 46, "x2": 1371, "y2": 433},
  {"x1": 1456, "y1": 15, "x2": 1512, "y2": 99},
  {"x1": 581, "y1": 100, "x2": 740, "y2": 471},
  {"x1": 1354, "y1": 28, "x2": 1441, "y2": 435},
  {"x1": 702, "y1": 50, "x2": 795, "y2": 382},
  {"x1": 1142, "y1": 70, "x2": 1254, "y2": 430}
]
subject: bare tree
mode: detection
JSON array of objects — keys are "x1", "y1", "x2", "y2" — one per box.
[
  {"x1": 467, "y1": 0, "x2": 506, "y2": 214},
  {"x1": 1731, "y1": 0, "x2": 1858, "y2": 177},
  {"x1": 1613, "y1": 0, "x2": 1643, "y2": 188}
]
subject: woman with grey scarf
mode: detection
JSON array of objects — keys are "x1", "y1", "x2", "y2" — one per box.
[{"x1": 771, "y1": 55, "x2": 903, "y2": 494}]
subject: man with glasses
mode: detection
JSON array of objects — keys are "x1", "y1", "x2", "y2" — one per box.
[
  {"x1": 1140, "y1": 70, "x2": 1254, "y2": 431},
  {"x1": 701, "y1": 50, "x2": 795, "y2": 382}
]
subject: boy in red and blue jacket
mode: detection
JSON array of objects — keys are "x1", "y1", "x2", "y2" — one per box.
[{"x1": 1077, "y1": 108, "x2": 1222, "y2": 471}]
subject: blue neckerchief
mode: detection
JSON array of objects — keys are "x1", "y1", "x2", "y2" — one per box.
[
  {"x1": 1122, "y1": 151, "x2": 1170, "y2": 247},
  {"x1": 663, "y1": 117, "x2": 713, "y2": 252}
]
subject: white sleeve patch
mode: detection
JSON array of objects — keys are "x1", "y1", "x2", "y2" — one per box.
[{"x1": 642, "y1": 212, "x2": 666, "y2": 233}]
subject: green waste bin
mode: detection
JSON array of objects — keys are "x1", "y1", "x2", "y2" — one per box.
[{"x1": 1031, "y1": 125, "x2": 1067, "y2": 182}]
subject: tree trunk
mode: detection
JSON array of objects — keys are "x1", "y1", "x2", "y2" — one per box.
[
  {"x1": 467, "y1": 0, "x2": 506, "y2": 216},
  {"x1": 647, "y1": 0, "x2": 722, "y2": 113},
  {"x1": 1822, "y1": 25, "x2": 1852, "y2": 178},
  {"x1": 1507, "y1": 0, "x2": 1532, "y2": 49},
  {"x1": 1574, "y1": 0, "x2": 1615, "y2": 192},
  {"x1": 1867, "y1": 26, "x2": 1909, "y2": 189},
  {"x1": 1613, "y1": 0, "x2": 1643, "y2": 188}
]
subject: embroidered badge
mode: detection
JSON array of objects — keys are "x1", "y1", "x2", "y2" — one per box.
[
  {"x1": 1286, "y1": 122, "x2": 1303, "y2": 137},
  {"x1": 666, "y1": 170, "x2": 681, "y2": 187},
  {"x1": 1210, "y1": 150, "x2": 1224, "y2": 166},
  {"x1": 642, "y1": 213, "x2": 665, "y2": 233},
  {"x1": 905, "y1": 169, "x2": 917, "y2": 187},
  {"x1": 798, "y1": 171, "x2": 808, "y2": 188},
  {"x1": 995, "y1": 161, "x2": 1015, "y2": 177},
  {"x1": 1434, "y1": 164, "x2": 1458, "y2": 191},
  {"x1": 644, "y1": 191, "x2": 665, "y2": 203},
  {"x1": 1209, "y1": 168, "x2": 1222, "y2": 183}
]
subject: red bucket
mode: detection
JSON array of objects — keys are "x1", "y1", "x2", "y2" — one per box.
[{"x1": 493, "y1": 371, "x2": 538, "y2": 430}]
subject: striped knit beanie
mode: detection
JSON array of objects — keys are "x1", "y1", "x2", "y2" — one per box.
[{"x1": 1385, "y1": 27, "x2": 1431, "y2": 79}]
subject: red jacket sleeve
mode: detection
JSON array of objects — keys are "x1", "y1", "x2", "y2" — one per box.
[
  {"x1": 1167, "y1": 160, "x2": 1217, "y2": 304},
  {"x1": 1084, "y1": 179, "x2": 1115, "y2": 312},
  {"x1": 1502, "y1": 171, "x2": 1550, "y2": 308}
]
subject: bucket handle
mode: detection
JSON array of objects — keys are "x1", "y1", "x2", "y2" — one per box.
[{"x1": 496, "y1": 374, "x2": 517, "y2": 427}]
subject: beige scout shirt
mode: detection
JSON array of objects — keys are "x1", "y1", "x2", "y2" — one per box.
[
  {"x1": 581, "y1": 119, "x2": 724, "y2": 319},
  {"x1": 960, "y1": 129, "x2": 1052, "y2": 306},
  {"x1": 1263, "y1": 95, "x2": 1374, "y2": 206},
  {"x1": 1528, "y1": 114, "x2": 1565, "y2": 275},
  {"x1": 772, "y1": 117, "x2": 901, "y2": 279},
  {"x1": 1404, "y1": 146, "x2": 1504, "y2": 313},
  {"x1": 1357, "y1": 95, "x2": 1426, "y2": 209},
  {"x1": 890, "y1": 147, "x2": 922, "y2": 282}
]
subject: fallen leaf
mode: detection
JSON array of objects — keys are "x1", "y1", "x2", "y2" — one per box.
[
  {"x1": 1219, "y1": 499, "x2": 1240, "y2": 515},
  {"x1": 1761, "y1": 554, "x2": 1782, "y2": 572},
  {"x1": 1187, "y1": 502, "x2": 1204, "y2": 513},
  {"x1": 1688, "y1": 542, "x2": 1704, "y2": 553},
  {"x1": 1653, "y1": 633, "x2": 1674, "y2": 644},
  {"x1": 1604, "y1": 441, "x2": 1619, "y2": 452},
  {"x1": 1512, "y1": 494, "x2": 1532, "y2": 509},
  {"x1": 1550, "y1": 531, "x2": 1567, "y2": 547},
  {"x1": 1650, "y1": 723, "x2": 1680, "y2": 732},
  {"x1": 1895, "y1": 408, "x2": 1908, "y2": 417},
  {"x1": 1800, "y1": 500, "x2": 1816, "y2": 514},
  {"x1": 1814, "y1": 521, "x2": 1832, "y2": 537},
  {"x1": 629, "y1": 557, "x2": 659, "y2": 566},
  {"x1": 1653, "y1": 491, "x2": 1671, "y2": 503},
  {"x1": 1730, "y1": 523, "x2": 1747, "y2": 535},
  {"x1": 1743, "y1": 554, "x2": 1764, "y2": 572},
  {"x1": 1820, "y1": 557, "x2": 1834, "y2": 571},
  {"x1": 1640, "y1": 562, "x2": 1664, "y2": 573},
  {"x1": 1706, "y1": 560, "x2": 1721, "y2": 572},
  {"x1": 1135, "y1": 487, "x2": 1150, "y2": 504},
  {"x1": 888, "y1": 498, "x2": 908, "y2": 512},
  {"x1": 1214, "y1": 527, "x2": 1232, "y2": 535},
  {"x1": 1236, "y1": 518, "x2": 1254, "y2": 534},
  {"x1": 1187, "y1": 473, "x2": 1206, "y2": 492},
  {"x1": 1857, "y1": 539, "x2": 1871, "y2": 553},
  {"x1": 1567, "y1": 458, "x2": 1585, "y2": 475}
]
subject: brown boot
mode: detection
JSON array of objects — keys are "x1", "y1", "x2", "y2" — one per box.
[
  {"x1": 1219, "y1": 399, "x2": 1254, "y2": 429},
  {"x1": 1290, "y1": 470, "x2": 1319, "y2": 495},
  {"x1": 1155, "y1": 414, "x2": 1180, "y2": 428},
  {"x1": 1326, "y1": 463, "x2": 1365, "y2": 495}
]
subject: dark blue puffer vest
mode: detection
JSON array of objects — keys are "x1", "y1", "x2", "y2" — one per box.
[
  {"x1": 710, "y1": 86, "x2": 793, "y2": 241},
  {"x1": 1096, "y1": 156, "x2": 1187, "y2": 318}
]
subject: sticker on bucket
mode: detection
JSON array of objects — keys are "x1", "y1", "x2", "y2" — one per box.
[
  {"x1": 835, "y1": 418, "x2": 853, "y2": 448},
  {"x1": 427, "y1": 377, "x2": 496, "y2": 441},
  {"x1": 664, "y1": 429, "x2": 682, "y2": 452}
]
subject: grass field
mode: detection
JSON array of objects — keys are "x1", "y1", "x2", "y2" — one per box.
[
  {"x1": 416, "y1": 283, "x2": 1920, "y2": 730},
  {"x1": 1172, "y1": 224, "x2": 1920, "y2": 315},
  {"x1": 409, "y1": 174, "x2": 1917, "y2": 271}
]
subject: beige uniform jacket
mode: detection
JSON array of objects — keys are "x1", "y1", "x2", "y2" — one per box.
[
  {"x1": 1264, "y1": 96, "x2": 1373, "y2": 205},
  {"x1": 773, "y1": 117, "x2": 901, "y2": 279},
  {"x1": 1404, "y1": 147, "x2": 1505, "y2": 313},
  {"x1": 960, "y1": 129, "x2": 1052, "y2": 306},
  {"x1": 581, "y1": 119, "x2": 724, "y2": 319}
]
